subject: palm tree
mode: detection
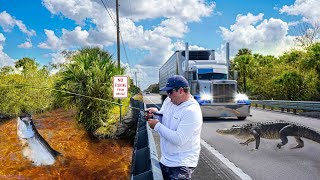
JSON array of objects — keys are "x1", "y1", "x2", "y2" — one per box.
[
  {"x1": 233, "y1": 48, "x2": 253, "y2": 93},
  {"x1": 55, "y1": 47, "x2": 125, "y2": 133},
  {"x1": 236, "y1": 48, "x2": 252, "y2": 57}
]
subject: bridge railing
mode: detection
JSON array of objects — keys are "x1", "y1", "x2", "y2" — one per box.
[
  {"x1": 251, "y1": 100, "x2": 320, "y2": 115},
  {"x1": 130, "y1": 99, "x2": 163, "y2": 180}
]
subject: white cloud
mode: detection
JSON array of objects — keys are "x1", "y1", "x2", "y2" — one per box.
[
  {"x1": 38, "y1": 29, "x2": 62, "y2": 50},
  {"x1": 153, "y1": 18, "x2": 189, "y2": 38},
  {"x1": 61, "y1": 26, "x2": 90, "y2": 47},
  {"x1": 172, "y1": 40, "x2": 206, "y2": 51},
  {"x1": 288, "y1": 21, "x2": 300, "y2": 27},
  {"x1": 38, "y1": 26, "x2": 107, "y2": 50},
  {"x1": 43, "y1": 0, "x2": 215, "y2": 23},
  {"x1": 0, "y1": 33, "x2": 5, "y2": 42},
  {"x1": 40, "y1": 0, "x2": 215, "y2": 89},
  {"x1": 280, "y1": 0, "x2": 320, "y2": 24},
  {"x1": 0, "y1": 51, "x2": 15, "y2": 68},
  {"x1": 18, "y1": 40, "x2": 32, "y2": 49},
  {"x1": 42, "y1": 0, "x2": 97, "y2": 25},
  {"x1": 0, "y1": 33, "x2": 15, "y2": 68},
  {"x1": 123, "y1": 63, "x2": 159, "y2": 91},
  {"x1": 0, "y1": 11, "x2": 36, "y2": 36},
  {"x1": 122, "y1": 40, "x2": 208, "y2": 90},
  {"x1": 219, "y1": 13, "x2": 295, "y2": 56},
  {"x1": 48, "y1": 52, "x2": 66, "y2": 65},
  {"x1": 40, "y1": 0, "x2": 215, "y2": 58}
]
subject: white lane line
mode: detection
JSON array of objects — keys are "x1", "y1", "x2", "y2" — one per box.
[
  {"x1": 200, "y1": 139, "x2": 252, "y2": 180},
  {"x1": 144, "y1": 95, "x2": 161, "y2": 109}
]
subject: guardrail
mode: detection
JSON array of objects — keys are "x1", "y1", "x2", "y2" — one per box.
[
  {"x1": 251, "y1": 100, "x2": 320, "y2": 115},
  {"x1": 130, "y1": 99, "x2": 163, "y2": 180}
]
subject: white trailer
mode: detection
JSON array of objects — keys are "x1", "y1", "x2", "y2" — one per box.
[{"x1": 159, "y1": 43, "x2": 250, "y2": 119}]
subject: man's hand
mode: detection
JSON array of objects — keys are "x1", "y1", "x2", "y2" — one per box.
[
  {"x1": 147, "y1": 119, "x2": 159, "y2": 129},
  {"x1": 146, "y1": 107, "x2": 158, "y2": 113},
  {"x1": 145, "y1": 107, "x2": 159, "y2": 120}
]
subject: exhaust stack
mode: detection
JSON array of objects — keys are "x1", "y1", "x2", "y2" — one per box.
[
  {"x1": 226, "y1": 42, "x2": 230, "y2": 80},
  {"x1": 185, "y1": 42, "x2": 189, "y2": 81}
]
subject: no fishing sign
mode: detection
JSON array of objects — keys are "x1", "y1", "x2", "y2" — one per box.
[{"x1": 113, "y1": 76, "x2": 128, "y2": 98}]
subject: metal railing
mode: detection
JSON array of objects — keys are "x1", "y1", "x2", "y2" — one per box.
[
  {"x1": 130, "y1": 99, "x2": 163, "y2": 180},
  {"x1": 251, "y1": 100, "x2": 320, "y2": 115}
]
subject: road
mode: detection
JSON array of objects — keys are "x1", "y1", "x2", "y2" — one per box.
[{"x1": 143, "y1": 93, "x2": 320, "y2": 180}]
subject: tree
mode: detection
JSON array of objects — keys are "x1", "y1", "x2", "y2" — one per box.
[
  {"x1": 245, "y1": 54, "x2": 276, "y2": 99},
  {"x1": 128, "y1": 77, "x2": 140, "y2": 95},
  {"x1": 0, "y1": 58, "x2": 55, "y2": 117},
  {"x1": 149, "y1": 83, "x2": 159, "y2": 93},
  {"x1": 0, "y1": 66, "x2": 14, "y2": 75},
  {"x1": 55, "y1": 47, "x2": 125, "y2": 133},
  {"x1": 233, "y1": 48, "x2": 253, "y2": 93},
  {"x1": 293, "y1": 22, "x2": 320, "y2": 48},
  {"x1": 304, "y1": 42, "x2": 320, "y2": 76},
  {"x1": 15, "y1": 57, "x2": 39, "y2": 77},
  {"x1": 274, "y1": 71, "x2": 305, "y2": 100}
]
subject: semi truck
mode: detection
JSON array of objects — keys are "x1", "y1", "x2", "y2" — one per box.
[{"x1": 159, "y1": 43, "x2": 250, "y2": 119}]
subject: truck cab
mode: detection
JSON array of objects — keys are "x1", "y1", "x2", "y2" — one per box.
[{"x1": 159, "y1": 45, "x2": 250, "y2": 119}]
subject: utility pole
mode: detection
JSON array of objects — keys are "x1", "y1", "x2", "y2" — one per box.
[
  {"x1": 116, "y1": 0, "x2": 122, "y2": 122},
  {"x1": 116, "y1": 0, "x2": 120, "y2": 69},
  {"x1": 134, "y1": 71, "x2": 138, "y2": 87}
]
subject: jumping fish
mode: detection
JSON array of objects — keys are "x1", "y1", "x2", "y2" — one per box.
[{"x1": 17, "y1": 113, "x2": 60, "y2": 166}]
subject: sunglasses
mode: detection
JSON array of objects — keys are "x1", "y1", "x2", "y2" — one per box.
[{"x1": 166, "y1": 87, "x2": 180, "y2": 95}]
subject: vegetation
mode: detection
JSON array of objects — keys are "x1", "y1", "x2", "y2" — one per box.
[
  {"x1": 129, "y1": 77, "x2": 141, "y2": 95},
  {"x1": 94, "y1": 97, "x2": 131, "y2": 138},
  {"x1": 231, "y1": 43, "x2": 320, "y2": 101},
  {"x1": 0, "y1": 58, "x2": 57, "y2": 117},
  {"x1": 54, "y1": 47, "x2": 125, "y2": 133},
  {"x1": 145, "y1": 83, "x2": 159, "y2": 93},
  {"x1": 0, "y1": 47, "x2": 140, "y2": 137}
]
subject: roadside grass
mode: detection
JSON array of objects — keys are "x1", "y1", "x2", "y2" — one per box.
[
  {"x1": 132, "y1": 92, "x2": 143, "y2": 101},
  {"x1": 94, "y1": 95, "x2": 141, "y2": 138}
]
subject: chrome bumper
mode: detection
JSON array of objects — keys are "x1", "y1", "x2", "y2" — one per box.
[{"x1": 200, "y1": 104, "x2": 250, "y2": 118}]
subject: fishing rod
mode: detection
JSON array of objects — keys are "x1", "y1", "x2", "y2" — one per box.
[{"x1": 0, "y1": 84, "x2": 146, "y2": 112}]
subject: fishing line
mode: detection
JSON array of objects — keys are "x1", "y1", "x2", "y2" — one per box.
[{"x1": 0, "y1": 84, "x2": 144, "y2": 111}]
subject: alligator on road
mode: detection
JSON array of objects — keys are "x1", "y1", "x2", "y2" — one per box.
[{"x1": 216, "y1": 120, "x2": 320, "y2": 149}]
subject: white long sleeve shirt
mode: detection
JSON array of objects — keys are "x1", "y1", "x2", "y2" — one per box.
[{"x1": 154, "y1": 97, "x2": 203, "y2": 167}]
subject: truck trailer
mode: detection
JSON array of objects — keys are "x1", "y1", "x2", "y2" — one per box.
[{"x1": 159, "y1": 43, "x2": 250, "y2": 119}]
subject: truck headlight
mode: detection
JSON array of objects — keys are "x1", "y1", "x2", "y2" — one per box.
[
  {"x1": 200, "y1": 94, "x2": 212, "y2": 101},
  {"x1": 194, "y1": 94, "x2": 212, "y2": 105},
  {"x1": 234, "y1": 93, "x2": 250, "y2": 105}
]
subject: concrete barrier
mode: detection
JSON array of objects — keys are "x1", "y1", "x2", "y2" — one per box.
[{"x1": 131, "y1": 100, "x2": 163, "y2": 180}]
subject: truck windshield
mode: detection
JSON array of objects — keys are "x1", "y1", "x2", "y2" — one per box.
[{"x1": 198, "y1": 73, "x2": 227, "y2": 80}]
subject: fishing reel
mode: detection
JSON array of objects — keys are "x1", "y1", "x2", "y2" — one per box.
[{"x1": 144, "y1": 110, "x2": 163, "y2": 121}]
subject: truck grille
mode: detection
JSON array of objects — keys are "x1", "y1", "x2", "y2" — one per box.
[{"x1": 212, "y1": 83, "x2": 236, "y2": 103}]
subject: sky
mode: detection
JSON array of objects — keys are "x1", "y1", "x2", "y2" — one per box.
[{"x1": 0, "y1": 0, "x2": 319, "y2": 90}]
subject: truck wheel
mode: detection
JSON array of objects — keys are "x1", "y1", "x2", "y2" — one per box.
[{"x1": 237, "y1": 117, "x2": 246, "y2": 120}]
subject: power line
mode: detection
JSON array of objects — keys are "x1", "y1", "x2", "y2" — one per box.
[
  {"x1": 100, "y1": 0, "x2": 117, "y2": 27},
  {"x1": 100, "y1": 0, "x2": 134, "y2": 79},
  {"x1": 128, "y1": 0, "x2": 133, "y2": 20}
]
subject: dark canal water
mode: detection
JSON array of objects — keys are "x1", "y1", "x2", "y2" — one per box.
[{"x1": 0, "y1": 109, "x2": 132, "y2": 179}]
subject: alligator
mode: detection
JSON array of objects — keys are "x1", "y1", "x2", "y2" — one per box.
[{"x1": 216, "y1": 120, "x2": 320, "y2": 149}]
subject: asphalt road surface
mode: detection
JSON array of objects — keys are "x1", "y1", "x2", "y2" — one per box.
[{"x1": 143, "y1": 93, "x2": 320, "y2": 180}]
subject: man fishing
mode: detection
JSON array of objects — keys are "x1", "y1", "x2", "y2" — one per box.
[{"x1": 146, "y1": 75, "x2": 203, "y2": 180}]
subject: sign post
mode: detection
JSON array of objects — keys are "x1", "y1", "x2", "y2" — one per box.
[{"x1": 113, "y1": 76, "x2": 128, "y2": 122}]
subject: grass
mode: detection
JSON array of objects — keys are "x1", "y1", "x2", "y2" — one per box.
[
  {"x1": 132, "y1": 92, "x2": 143, "y2": 101},
  {"x1": 94, "y1": 97, "x2": 133, "y2": 138}
]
